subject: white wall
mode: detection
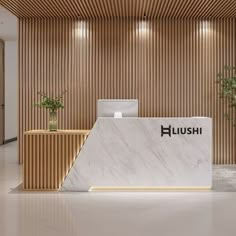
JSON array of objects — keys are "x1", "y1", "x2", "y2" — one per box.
[
  {"x1": 0, "y1": 6, "x2": 17, "y2": 41},
  {"x1": 4, "y1": 41, "x2": 17, "y2": 140}
]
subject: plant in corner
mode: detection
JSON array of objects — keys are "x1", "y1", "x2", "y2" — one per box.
[
  {"x1": 217, "y1": 66, "x2": 236, "y2": 126},
  {"x1": 34, "y1": 91, "x2": 66, "y2": 131}
]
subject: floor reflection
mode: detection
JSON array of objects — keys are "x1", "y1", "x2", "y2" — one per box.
[{"x1": 1, "y1": 142, "x2": 236, "y2": 236}]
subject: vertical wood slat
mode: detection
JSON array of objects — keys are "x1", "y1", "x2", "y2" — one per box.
[
  {"x1": 23, "y1": 130, "x2": 89, "y2": 190},
  {"x1": 3, "y1": 0, "x2": 236, "y2": 19},
  {"x1": 19, "y1": 18, "x2": 236, "y2": 165}
]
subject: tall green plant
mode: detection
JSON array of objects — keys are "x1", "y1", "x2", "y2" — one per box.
[
  {"x1": 217, "y1": 66, "x2": 236, "y2": 125},
  {"x1": 34, "y1": 91, "x2": 66, "y2": 112}
]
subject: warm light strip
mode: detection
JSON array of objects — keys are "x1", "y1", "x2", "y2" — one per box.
[{"x1": 89, "y1": 186, "x2": 212, "y2": 192}]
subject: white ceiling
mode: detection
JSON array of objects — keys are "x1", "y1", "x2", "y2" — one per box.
[{"x1": 0, "y1": 5, "x2": 17, "y2": 41}]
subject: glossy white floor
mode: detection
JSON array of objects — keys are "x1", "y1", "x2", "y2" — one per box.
[{"x1": 1, "y1": 142, "x2": 236, "y2": 236}]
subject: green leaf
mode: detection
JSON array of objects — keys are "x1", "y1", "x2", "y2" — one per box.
[{"x1": 33, "y1": 90, "x2": 67, "y2": 111}]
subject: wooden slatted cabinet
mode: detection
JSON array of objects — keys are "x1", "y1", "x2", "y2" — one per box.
[{"x1": 23, "y1": 130, "x2": 89, "y2": 190}]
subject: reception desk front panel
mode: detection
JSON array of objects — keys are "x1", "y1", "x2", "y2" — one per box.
[
  {"x1": 23, "y1": 130, "x2": 89, "y2": 190},
  {"x1": 61, "y1": 118, "x2": 212, "y2": 191}
]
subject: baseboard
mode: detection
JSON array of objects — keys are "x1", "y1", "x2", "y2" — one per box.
[{"x1": 4, "y1": 137, "x2": 17, "y2": 144}]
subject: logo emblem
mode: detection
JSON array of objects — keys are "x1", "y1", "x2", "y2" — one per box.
[{"x1": 161, "y1": 125, "x2": 202, "y2": 137}]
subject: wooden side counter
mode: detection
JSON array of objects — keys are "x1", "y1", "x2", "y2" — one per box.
[{"x1": 23, "y1": 130, "x2": 90, "y2": 190}]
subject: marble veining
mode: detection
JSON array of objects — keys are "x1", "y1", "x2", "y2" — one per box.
[{"x1": 61, "y1": 118, "x2": 212, "y2": 191}]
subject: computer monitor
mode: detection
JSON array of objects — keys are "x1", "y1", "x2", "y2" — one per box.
[{"x1": 97, "y1": 99, "x2": 138, "y2": 118}]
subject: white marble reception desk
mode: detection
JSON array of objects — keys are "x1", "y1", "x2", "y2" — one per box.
[{"x1": 61, "y1": 117, "x2": 212, "y2": 191}]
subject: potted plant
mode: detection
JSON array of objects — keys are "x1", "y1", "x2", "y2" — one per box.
[
  {"x1": 34, "y1": 91, "x2": 66, "y2": 131},
  {"x1": 217, "y1": 66, "x2": 236, "y2": 126}
]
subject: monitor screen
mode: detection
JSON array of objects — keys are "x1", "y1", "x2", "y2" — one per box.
[{"x1": 97, "y1": 99, "x2": 138, "y2": 118}]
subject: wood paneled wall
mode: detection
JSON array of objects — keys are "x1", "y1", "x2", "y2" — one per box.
[{"x1": 19, "y1": 18, "x2": 236, "y2": 164}]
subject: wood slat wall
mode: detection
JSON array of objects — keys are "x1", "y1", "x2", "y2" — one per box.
[
  {"x1": 23, "y1": 131, "x2": 89, "y2": 190},
  {"x1": 19, "y1": 18, "x2": 236, "y2": 164}
]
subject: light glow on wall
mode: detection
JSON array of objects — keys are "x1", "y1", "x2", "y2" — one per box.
[
  {"x1": 201, "y1": 21, "x2": 209, "y2": 33},
  {"x1": 76, "y1": 21, "x2": 87, "y2": 38},
  {"x1": 138, "y1": 20, "x2": 149, "y2": 35}
]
